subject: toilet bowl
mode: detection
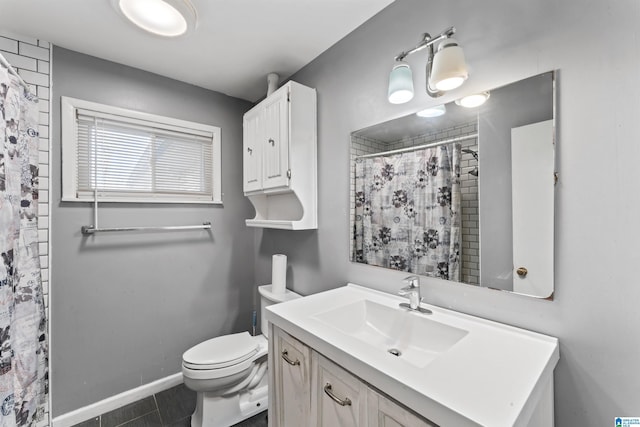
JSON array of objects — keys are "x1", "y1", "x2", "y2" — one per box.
[{"x1": 182, "y1": 285, "x2": 301, "y2": 427}]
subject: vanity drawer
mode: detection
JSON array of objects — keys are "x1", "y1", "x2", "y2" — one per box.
[{"x1": 312, "y1": 353, "x2": 368, "y2": 426}]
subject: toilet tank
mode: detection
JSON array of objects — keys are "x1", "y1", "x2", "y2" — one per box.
[{"x1": 258, "y1": 285, "x2": 302, "y2": 339}]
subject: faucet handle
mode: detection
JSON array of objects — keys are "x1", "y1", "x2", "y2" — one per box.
[{"x1": 403, "y1": 275, "x2": 420, "y2": 288}]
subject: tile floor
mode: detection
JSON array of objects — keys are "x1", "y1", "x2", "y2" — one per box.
[{"x1": 71, "y1": 384, "x2": 267, "y2": 427}]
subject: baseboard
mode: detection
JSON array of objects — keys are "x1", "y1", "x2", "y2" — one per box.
[{"x1": 51, "y1": 372, "x2": 183, "y2": 427}]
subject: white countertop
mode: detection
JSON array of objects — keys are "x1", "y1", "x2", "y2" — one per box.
[{"x1": 266, "y1": 283, "x2": 559, "y2": 427}]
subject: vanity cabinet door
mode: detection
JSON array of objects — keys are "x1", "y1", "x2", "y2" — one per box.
[
  {"x1": 367, "y1": 389, "x2": 437, "y2": 427},
  {"x1": 312, "y1": 353, "x2": 368, "y2": 426},
  {"x1": 273, "y1": 327, "x2": 312, "y2": 427}
]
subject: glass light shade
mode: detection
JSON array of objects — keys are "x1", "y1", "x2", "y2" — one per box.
[
  {"x1": 388, "y1": 62, "x2": 414, "y2": 104},
  {"x1": 416, "y1": 104, "x2": 446, "y2": 117},
  {"x1": 430, "y1": 38, "x2": 469, "y2": 91},
  {"x1": 456, "y1": 92, "x2": 490, "y2": 108},
  {"x1": 117, "y1": 0, "x2": 196, "y2": 37}
]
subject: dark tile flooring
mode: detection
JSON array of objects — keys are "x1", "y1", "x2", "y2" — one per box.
[{"x1": 71, "y1": 384, "x2": 267, "y2": 427}]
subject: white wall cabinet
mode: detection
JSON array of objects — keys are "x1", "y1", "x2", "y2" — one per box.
[
  {"x1": 243, "y1": 81, "x2": 317, "y2": 230},
  {"x1": 269, "y1": 326, "x2": 436, "y2": 427}
]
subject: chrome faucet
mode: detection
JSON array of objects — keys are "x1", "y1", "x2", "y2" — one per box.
[{"x1": 398, "y1": 275, "x2": 432, "y2": 314}]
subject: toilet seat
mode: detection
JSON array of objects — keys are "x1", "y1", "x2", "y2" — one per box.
[
  {"x1": 183, "y1": 332, "x2": 261, "y2": 370},
  {"x1": 182, "y1": 333, "x2": 267, "y2": 380}
]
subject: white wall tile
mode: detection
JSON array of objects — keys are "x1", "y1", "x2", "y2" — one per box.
[
  {"x1": 38, "y1": 124, "x2": 49, "y2": 139},
  {"x1": 38, "y1": 150, "x2": 48, "y2": 165},
  {"x1": 1, "y1": 51, "x2": 37, "y2": 71},
  {"x1": 37, "y1": 60, "x2": 49, "y2": 74},
  {"x1": 0, "y1": 37, "x2": 18, "y2": 53},
  {"x1": 18, "y1": 42, "x2": 49, "y2": 61},
  {"x1": 37, "y1": 86, "x2": 49, "y2": 100},
  {"x1": 17, "y1": 69, "x2": 48, "y2": 86}
]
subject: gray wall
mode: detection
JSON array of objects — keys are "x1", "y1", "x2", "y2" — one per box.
[
  {"x1": 479, "y1": 72, "x2": 554, "y2": 290},
  {"x1": 255, "y1": 0, "x2": 640, "y2": 425},
  {"x1": 51, "y1": 48, "x2": 254, "y2": 415}
]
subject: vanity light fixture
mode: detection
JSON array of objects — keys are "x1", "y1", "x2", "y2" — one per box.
[
  {"x1": 416, "y1": 104, "x2": 446, "y2": 118},
  {"x1": 388, "y1": 61, "x2": 414, "y2": 104},
  {"x1": 114, "y1": 0, "x2": 198, "y2": 37},
  {"x1": 388, "y1": 27, "x2": 469, "y2": 104},
  {"x1": 456, "y1": 91, "x2": 490, "y2": 108}
]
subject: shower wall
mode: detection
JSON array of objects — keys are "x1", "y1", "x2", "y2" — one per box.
[{"x1": 0, "y1": 30, "x2": 51, "y2": 427}]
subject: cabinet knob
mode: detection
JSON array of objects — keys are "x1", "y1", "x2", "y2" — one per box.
[
  {"x1": 247, "y1": 147, "x2": 253, "y2": 154},
  {"x1": 323, "y1": 383, "x2": 352, "y2": 406},
  {"x1": 268, "y1": 138, "x2": 275, "y2": 146},
  {"x1": 516, "y1": 267, "x2": 528, "y2": 277}
]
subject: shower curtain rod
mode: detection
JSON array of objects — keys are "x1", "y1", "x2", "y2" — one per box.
[
  {"x1": 356, "y1": 133, "x2": 478, "y2": 159},
  {"x1": 0, "y1": 52, "x2": 32, "y2": 93}
]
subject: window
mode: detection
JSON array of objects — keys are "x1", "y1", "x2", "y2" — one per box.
[{"x1": 61, "y1": 97, "x2": 222, "y2": 203}]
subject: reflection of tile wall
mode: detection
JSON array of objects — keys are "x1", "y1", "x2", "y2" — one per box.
[
  {"x1": 459, "y1": 139, "x2": 479, "y2": 285},
  {"x1": 349, "y1": 122, "x2": 479, "y2": 284},
  {"x1": 0, "y1": 30, "x2": 50, "y2": 426}
]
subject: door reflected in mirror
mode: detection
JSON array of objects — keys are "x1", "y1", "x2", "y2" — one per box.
[{"x1": 350, "y1": 71, "x2": 556, "y2": 299}]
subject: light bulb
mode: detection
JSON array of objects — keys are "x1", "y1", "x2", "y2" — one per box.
[
  {"x1": 416, "y1": 104, "x2": 446, "y2": 117},
  {"x1": 456, "y1": 92, "x2": 490, "y2": 108}
]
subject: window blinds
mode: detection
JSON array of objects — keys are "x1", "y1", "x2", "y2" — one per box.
[{"x1": 75, "y1": 109, "x2": 215, "y2": 202}]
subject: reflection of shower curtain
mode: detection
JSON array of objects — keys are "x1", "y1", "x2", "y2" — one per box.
[
  {"x1": 0, "y1": 63, "x2": 48, "y2": 426},
  {"x1": 354, "y1": 144, "x2": 461, "y2": 281}
]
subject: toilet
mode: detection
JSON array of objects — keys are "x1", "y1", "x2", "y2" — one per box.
[{"x1": 182, "y1": 285, "x2": 301, "y2": 427}]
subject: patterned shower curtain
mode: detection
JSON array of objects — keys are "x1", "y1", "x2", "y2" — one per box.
[
  {"x1": 354, "y1": 144, "x2": 461, "y2": 281},
  {"x1": 0, "y1": 63, "x2": 48, "y2": 426}
]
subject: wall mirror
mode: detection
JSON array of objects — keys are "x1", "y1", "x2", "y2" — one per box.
[{"x1": 350, "y1": 71, "x2": 556, "y2": 299}]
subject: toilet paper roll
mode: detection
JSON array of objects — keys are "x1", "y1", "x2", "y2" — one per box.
[{"x1": 271, "y1": 254, "x2": 287, "y2": 294}]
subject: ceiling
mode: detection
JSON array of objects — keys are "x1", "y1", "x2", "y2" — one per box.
[{"x1": 0, "y1": 0, "x2": 394, "y2": 102}]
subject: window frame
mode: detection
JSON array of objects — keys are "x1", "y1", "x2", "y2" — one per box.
[{"x1": 61, "y1": 96, "x2": 222, "y2": 204}]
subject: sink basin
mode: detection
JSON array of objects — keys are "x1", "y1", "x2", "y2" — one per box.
[{"x1": 313, "y1": 299, "x2": 468, "y2": 367}]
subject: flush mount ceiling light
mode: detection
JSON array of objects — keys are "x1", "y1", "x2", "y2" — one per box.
[
  {"x1": 388, "y1": 27, "x2": 469, "y2": 104},
  {"x1": 455, "y1": 91, "x2": 490, "y2": 108},
  {"x1": 416, "y1": 104, "x2": 446, "y2": 118},
  {"x1": 113, "y1": 0, "x2": 198, "y2": 37}
]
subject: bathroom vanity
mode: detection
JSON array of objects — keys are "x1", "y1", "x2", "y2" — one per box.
[{"x1": 266, "y1": 284, "x2": 559, "y2": 426}]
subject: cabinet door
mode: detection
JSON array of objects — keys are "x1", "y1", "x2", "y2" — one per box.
[
  {"x1": 273, "y1": 328, "x2": 311, "y2": 427},
  {"x1": 312, "y1": 353, "x2": 367, "y2": 427},
  {"x1": 262, "y1": 88, "x2": 290, "y2": 191},
  {"x1": 243, "y1": 107, "x2": 262, "y2": 193},
  {"x1": 367, "y1": 389, "x2": 437, "y2": 427}
]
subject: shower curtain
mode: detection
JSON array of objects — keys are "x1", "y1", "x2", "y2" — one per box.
[
  {"x1": 0, "y1": 62, "x2": 48, "y2": 426},
  {"x1": 354, "y1": 144, "x2": 461, "y2": 281}
]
